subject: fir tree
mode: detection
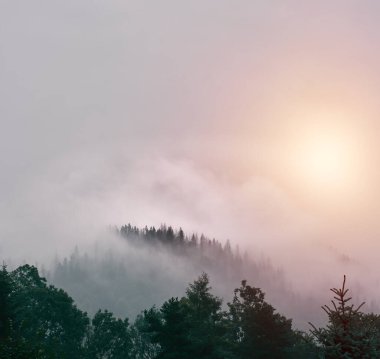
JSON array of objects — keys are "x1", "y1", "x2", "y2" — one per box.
[{"x1": 310, "y1": 275, "x2": 380, "y2": 358}]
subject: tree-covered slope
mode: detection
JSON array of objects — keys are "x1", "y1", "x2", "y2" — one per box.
[{"x1": 47, "y1": 224, "x2": 320, "y2": 329}]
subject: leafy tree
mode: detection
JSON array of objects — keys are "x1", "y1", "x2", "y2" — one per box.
[
  {"x1": 144, "y1": 299, "x2": 192, "y2": 359},
  {"x1": 0, "y1": 266, "x2": 48, "y2": 357},
  {"x1": 310, "y1": 275, "x2": 380, "y2": 358},
  {"x1": 0, "y1": 265, "x2": 43, "y2": 358},
  {"x1": 289, "y1": 330, "x2": 322, "y2": 359},
  {"x1": 0, "y1": 265, "x2": 11, "y2": 340},
  {"x1": 9, "y1": 265, "x2": 89, "y2": 358},
  {"x1": 86, "y1": 309, "x2": 131, "y2": 359},
  {"x1": 129, "y1": 314, "x2": 160, "y2": 359},
  {"x1": 228, "y1": 280, "x2": 295, "y2": 359}
]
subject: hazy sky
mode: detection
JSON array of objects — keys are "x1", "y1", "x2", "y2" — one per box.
[{"x1": 2, "y1": 1, "x2": 380, "y2": 294}]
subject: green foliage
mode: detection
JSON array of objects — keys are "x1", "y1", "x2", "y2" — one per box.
[
  {"x1": 129, "y1": 314, "x2": 160, "y2": 359},
  {"x1": 9, "y1": 265, "x2": 90, "y2": 358},
  {"x1": 144, "y1": 300, "x2": 192, "y2": 359},
  {"x1": 0, "y1": 265, "x2": 12, "y2": 340},
  {"x1": 143, "y1": 273, "x2": 231, "y2": 359},
  {"x1": 290, "y1": 331, "x2": 323, "y2": 359},
  {"x1": 86, "y1": 310, "x2": 131, "y2": 358},
  {"x1": 310, "y1": 275, "x2": 380, "y2": 358},
  {"x1": 183, "y1": 273, "x2": 229, "y2": 359},
  {"x1": 228, "y1": 280, "x2": 296, "y2": 359},
  {"x1": 2, "y1": 260, "x2": 380, "y2": 359},
  {"x1": 0, "y1": 264, "x2": 138, "y2": 358},
  {"x1": 0, "y1": 265, "x2": 48, "y2": 358}
]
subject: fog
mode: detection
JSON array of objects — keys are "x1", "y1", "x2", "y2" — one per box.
[
  {"x1": 2, "y1": 0, "x2": 380, "y2": 327},
  {"x1": 43, "y1": 229, "x2": 315, "y2": 330}
]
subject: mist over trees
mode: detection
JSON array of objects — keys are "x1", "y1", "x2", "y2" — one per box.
[
  {"x1": 1, "y1": 262, "x2": 380, "y2": 358},
  {"x1": 46, "y1": 224, "x2": 322, "y2": 329},
  {"x1": 4, "y1": 224, "x2": 378, "y2": 357}
]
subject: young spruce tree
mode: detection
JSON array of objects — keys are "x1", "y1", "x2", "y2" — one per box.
[{"x1": 310, "y1": 275, "x2": 380, "y2": 358}]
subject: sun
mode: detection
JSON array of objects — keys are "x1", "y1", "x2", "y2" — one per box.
[
  {"x1": 286, "y1": 116, "x2": 362, "y2": 201},
  {"x1": 302, "y1": 137, "x2": 351, "y2": 188}
]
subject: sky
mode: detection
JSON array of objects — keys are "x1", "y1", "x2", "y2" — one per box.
[{"x1": 1, "y1": 1, "x2": 380, "y2": 297}]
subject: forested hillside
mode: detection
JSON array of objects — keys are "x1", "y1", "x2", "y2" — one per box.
[{"x1": 47, "y1": 224, "x2": 320, "y2": 328}]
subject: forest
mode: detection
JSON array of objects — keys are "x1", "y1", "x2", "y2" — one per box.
[
  {"x1": 1, "y1": 264, "x2": 380, "y2": 358},
  {"x1": 3, "y1": 0, "x2": 380, "y2": 357},
  {"x1": 47, "y1": 225, "x2": 319, "y2": 329},
  {"x1": 1, "y1": 225, "x2": 380, "y2": 358}
]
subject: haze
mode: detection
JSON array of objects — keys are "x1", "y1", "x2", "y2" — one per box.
[{"x1": 1, "y1": 1, "x2": 380, "y2": 305}]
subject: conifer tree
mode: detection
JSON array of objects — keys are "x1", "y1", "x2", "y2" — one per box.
[
  {"x1": 143, "y1": 273, "x2": 230, "y2": 359},
  {"x1": 310, "y1": 275, "x2": 380, "y2": 358},
  {"x1": 228, "y1": 280, "x2": 295, "y2": 359}
]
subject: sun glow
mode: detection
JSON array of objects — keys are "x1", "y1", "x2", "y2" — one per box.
[
  {"x1": 284, "y1": 113, "x2": 365, "y2": 205},
  {"x1": 301, "y1": 137, "x2": 351, "y2": 188}
]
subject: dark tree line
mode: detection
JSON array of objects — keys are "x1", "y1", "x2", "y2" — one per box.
[
  {"x1": 1, "y1": 224, "x2": 378, "y2": 358},
  {"x1": 1, "y1": 262, "x2": 380, "y2": 358},
  {"x1": 116, "y1": 223, "x2": 290, "y2": 297},
  {"x1": 0, "y1": 264, "x2": 137, "y2": 358},
  {"x1": 49, "y1": 224, "x2": 302, "y2": 325},
  {"x1": 118, "y1": 224, "x2": 243, "y2": 268}
]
